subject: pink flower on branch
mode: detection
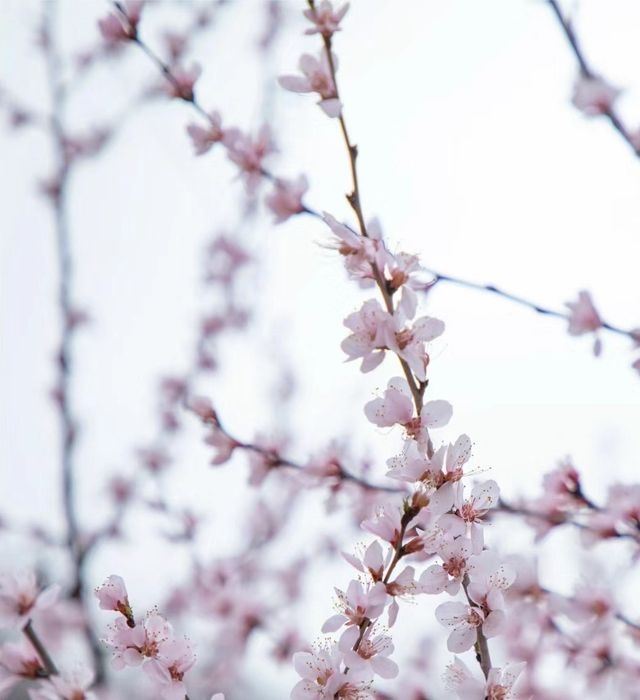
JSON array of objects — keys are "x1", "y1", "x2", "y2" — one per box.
[
  {"x1": 566, "y1": 290, "x2": 603, "y2": 356},
  {"x1": 227, "y1": 125, "x2": 276, "y2": 193},
  {"x1": 0, "y1": 571, "x2": 59, "y2": 629},
  {"x1": 341, "y1": 299, "x2": 391, "y2": 372},
  {"x1": 186, "y1": 111, "x2": 239, "y2": 155},
  {"x1": 164, "y1": 64, "x2": 201, "y2": 102},
  {"x1": 339, "y1": 626, "x2": 398, "y2": 680},
  {"x1": 95, "y1": 575, "x2": 134, "y2": 627},
  {"x1": 29, "y1": 664, "x2": 97, "y2": 700},
  {"x1": 572, "y1": 75, "x2": 620, "y2": 116},
  {"x1": 303, "y1": 1, "x2": 350, "y2": 37},
  {"x1": 436, "y1": 601, "x2": 503, "y2": 653},
  {"x1": 445, "y1": 657, "x2": 525, "y2": 700},
  {"x1": 279, "y1": 52, "x2": 342, "y2": 118},
  {"x1": 322, "y1": 580, "x2": 387, "y2": 633},
  {"x1": 143, "y1": 637, "x2": 196, "y2": 700},
  {"x1": 364, "y1": 377, "x2": 452, "y2": 444},
  {"x1": 265, "y1": 175, "x2": 309, "y2": 223},
  {"x1": 0, "y1": 640, "x2": 45, "y2": 695},
  {"x1": 292, "y1": 645, "x2": 372, "y2": 700}
]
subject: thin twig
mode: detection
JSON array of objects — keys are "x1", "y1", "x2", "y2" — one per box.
[{"x1": 426, "y1": 270, "x2": 635, "y2": 339}]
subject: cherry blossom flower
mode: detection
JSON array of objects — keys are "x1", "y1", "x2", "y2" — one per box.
[
  {"x1": 303, "y1": 1, "x2": 350, "y2": 37},
  {"x1": 364, "y1": 377, "x2": 452, "y2": 443},
  {"x1": 322, "y1": 580, "x2": 387, "y2": 632},
  {"x1": 0, "y1": 571, "x2": 59, "y2": 629},
  {"x1": 572, "y1": 75, "x2": 620, "y2": 116},
  {"x1": 0, "y1": 640, "x2": 44, "y2": 694},
  {"x1": 343, "y1": 540, "x2": 385, "y2": 583},
  {"x1": 420, "y1": 537, "x2": 473, "y2": 595},
  {"x1": 165, "y1": 64, "x2": 201, "y2": 101},
  {"x1": 279, "y1": 52, "x2": 342, "y2": 118},
  {"x1": 341, "y1": 299, "x2": 391, "y2": 372},
  {"x1": 445, "y1": 657, "x2": 525, "y2": 700},
  {"x1": 29, "y1": 664, "x2": 97, "y2": 700},
  {"x1": 291, "y1": 646, "x2": 372, "y2": 700},
  {"x1": 143, "y1": 637, "x2": 196, "y2": 700},
  {"x1": 98, "y1": 2, "x2": 142, "y2": 46},
  {"x1": 384, "y1": 252, "x2": 428, "y2": 318},
  {"x1": 339, "y1": 626, "x2": 398, "y2": 679},
  {"x1": 566, "y1": 290, "x2": 603, "y2": 355},
  {"x1": 95, "y1": 575, "x2": 134, "y2": 627},
  {"x1": 361, "y1": 506, "x2": 403, "y2": 547},
  {"x1": 227, "y1": 126, "x2": 275, "y2": 193},
  {"x1": 186, "y1": 111, "x2": 239, "y2": 155},
  {"x1": 384, "y1": 566, "x2": 421, "y2": 626},
  {"x1": 435, "y1": 601, "x2": 487, "y2": 652},
  {"x1": 322, "y1": 213, "x2": 387, "y2": 285},
  {"x1": 466, "y1": 550, "x2": 516, "y2": 615},
  {"x1": 204, "y1": 425, "x2": 239, "y2": 466},
  {"x1": 383, "y1": 314, "x2": 444, "y2": 381},
  {"x1": 439, "y1": 480, "x2": 499, "y2": 551},
  {"x1": 104, "y1": 612, "x2": 171, "y2": 669},
  {"x1": 265, "y1": 175, "x2": 309, "y2": 223}
]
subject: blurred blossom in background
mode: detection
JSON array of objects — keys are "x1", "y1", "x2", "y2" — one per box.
[{"x1": 1, "y1": 1, "x2": 640, "y2": 698}]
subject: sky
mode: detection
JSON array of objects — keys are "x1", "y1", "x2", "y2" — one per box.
[{"x1": 1, "y1": 0, "x2": 639, "y2": 697}]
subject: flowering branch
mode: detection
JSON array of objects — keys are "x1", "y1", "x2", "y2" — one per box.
[
  {"x1": 546, "y1": 0, "x2": 640, "y2": 157},
  {"x1": 427, "y1": 270, "x2": 635, "y2": 340}
]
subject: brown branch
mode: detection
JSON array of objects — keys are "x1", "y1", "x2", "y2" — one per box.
[
  {"x1": 461, "y1": 574, "x2": 492, "y2": 680},
  {"x1": 24, "y1": 619, "x2": 58, "y2": 677}
]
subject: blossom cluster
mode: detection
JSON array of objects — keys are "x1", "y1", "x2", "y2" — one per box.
[{"x1": 96, "y1": 574, "x2": 224, "y2": 700}]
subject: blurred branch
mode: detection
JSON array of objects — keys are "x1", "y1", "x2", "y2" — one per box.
[
  {"x1": 42, "y1": 1, "x2": 105, "y2": 683},
  {"x1": 546, "y1": 0, "x2": 640, "y2": 157}
]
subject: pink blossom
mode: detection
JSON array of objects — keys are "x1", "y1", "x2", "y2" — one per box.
[
  {"x1": 95, "y1": 575, "x2": 134, "y2": 626},
  {"x1": 322, "y1": 213, "x2": 387, "y2": 285},
  {"x1": 265, "y1": 175, "x2": 309, "y2": 223},
  {"x1": 439, "y1": 480, "x2": 500, "y2": 552},
  {"x1": 0, "y1": 640, "x2": 44, "y2": 694},
  {"x1": 227, "y1": 126, "x2": 275, "y2": 193},
  {"x1": 322, "y1": 580, "x2": 387, "y2": 632},
  {"x1": 303, "y1": 1, "x2": 349, "y2": 37},
  {"x1": 466, "y1": 550, "x2": 516, "y2": 615},
  {"x1": 383, "y1": 315, "x2": 445, "y2": 381},
  {"x1": 104, "y1": 612, "x2": 171, "y2": 669},
  {"x1": 445, "y1": 657, "x2": 525, "y2": 700},
  {"x1": 339, "y1": 626, "x2": 398, "y2": 679},
  {"x1": 342, "y1": 540, "x2": 385, "y2": 583},
  {"x1": 291, "y1": 646, "x2": 371, "y2": 699},
  {"x1": 186, "y1": 111, "x2": 239, "y2": 155},
  {"x1": 435, "y1": 601, "x2": 487, "y2": 652},
  {"x1": 361, "y1": 506, "x2": 403, "y2": 546},
  {"x1": 204, "y1": 425, "x2": 239, "y2": 466},
  {"x1": 0, "y1": 571, "x2": 59, "y2": 629},
  {"x1": 364, "y1": 377, "x2": 452, "y2": 442},
  {"x1": 572, "y1": 75, "x2": 620, "y2": 116},
  {"x1": 279, "y1": 52, "x2": 341, "y2": 118},
  {"x1": 98, "y1": 2, "x2": 143, "y2": 45},
  {"x1": 165, "y1": 64, "x2": 201, "y2": 101},
  {"x1": 29, "y1": 664, "x2": 96, "y2": 700},
  {"x1": 341, "y1": 299, "x2": 391, "y2": 372},
  {"x1": 143, "y1": 637, "x2": 196, "y2": 700},
  {"x1": 566, "y1": 290, "x2": 603, "y2": 356},
  {"x1": 384, "y1": 252, "x2": 428, "y2": 318},
  {"x1": 420, "y1": 537, "x2": 473, "y2": 595}
]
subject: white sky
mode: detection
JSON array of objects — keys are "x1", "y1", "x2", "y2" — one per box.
[{"x1": 1, "y1": 0, "x2": 640, "y2": 697}]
